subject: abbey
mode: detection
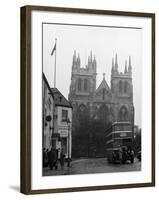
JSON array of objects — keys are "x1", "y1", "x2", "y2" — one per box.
[{"x1": 68, "y1": 50, "x2": 134, "y2": 157}]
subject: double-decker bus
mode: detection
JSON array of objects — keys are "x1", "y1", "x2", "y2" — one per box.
[{"x1": 106, "y1": 121, "x2": 134, "y2": 164}]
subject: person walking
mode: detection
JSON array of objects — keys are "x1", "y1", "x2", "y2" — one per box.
[
  {"x1": 43, "y1": 148, "x2": 48, "y2": 168},
  {"x1": 48, "y1": 147, "x2": 58, "y2": 170},
  {"x1": 59, "y1": 149, "x2": 65, "y2": 170},
  {"x1": 122, "y1": 147, "x2": 127, "y2": 164},
  {"x1": 118, "y1": 147, "x2": 123, "y2": 164}
]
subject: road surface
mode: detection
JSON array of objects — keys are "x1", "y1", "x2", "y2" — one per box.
[{"x1": 43, "y1": 157, "x2": 141, "y2": 176}]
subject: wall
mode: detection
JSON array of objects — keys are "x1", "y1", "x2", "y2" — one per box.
[
  {"x1": 0, "y1": 0, "x2": 158, "y2": 199},
  {"x1": 57, "y1": 106, "x2": 72, "y2": 157}
]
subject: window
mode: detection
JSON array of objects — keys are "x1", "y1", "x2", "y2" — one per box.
[
  {"x1": 78, "y1": 78, "x2": 82, "y2": 91},
  {"x1": 62, "y1": 109, "x2": 68, "y2": 122},
  {"x1": 77, "y1": 104, "x2": 88, "y2": 120},
  {"x1": 124, "y1": 81, "x2": 128, "y2": 93},
  {"x1": 119, "y1": 80, "x2": 122, "y2": 93},
  {"x1": 47, "y1": 98, "x2": 51, "y2": 110},
  {"x1": 78, "y1": 104, "x2": 86, "y2": 112},
  {"x1": 119, "y1": 106, "x2": 128, "y2": 121},
  {"x1": 98, "y1": 105, "x2": 109, "y2": 122},
  {"x1": 84, "y1": 79, "x2": 88, "y2": 92},
  {"x1": 114, "y1": 124, "x2": 131, "y2": 131},
  {"x1": 59, "y1": 96, "x2": 62, "y2": 102}
]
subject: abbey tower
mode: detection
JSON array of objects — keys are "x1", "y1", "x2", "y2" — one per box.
[{"x1": 69, "y1": 51, "x2": 134, "y2": 157}]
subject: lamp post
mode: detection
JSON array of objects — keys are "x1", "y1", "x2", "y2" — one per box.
[{"x1": 67, "y1": 118, "x2": 71, "y2": 167}]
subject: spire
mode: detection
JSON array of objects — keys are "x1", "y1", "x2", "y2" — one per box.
[
  {"x1": 112, "y1": 57, "x2": 114, "y2": 67},
  {"x1": 77, "y1": 53, "x2": 80, "y2": 67},
  {"x1": 90, "y1": 50, "x2": 93, "y2": 61},
  {"x1": 115, "y1": 53, "x2": 118, "y2": 72},
  {"x1": 124, "y1": 60, "x2": 127, "y2": 73},
  {"x1": 93, "y1": 55, "x2": 96, "y2": 65},
  {"x1": 72, "y1": 50, "x2": 77, "y2": 68},
  {"x1": 93, "y1": 55, "x2": 96, "y2": 71},
  {"x1": 73, "y1": 50, "x2": 76, "y2": 58},
  {"x1": 129, "y1": 55, "x2": 131, "y2": 66},
  {"x1": 111, "y1": 57, "x2": 115, "y2": 74},
  {"x1": 73, "y1": 50, "x2": 76, "y2": 61},
  {"x1": 128, "y1": 56, "x2": 132, "y2": 73},
  {"x1": 115, "y1": 53, "x2": 117, "y2": 65}
]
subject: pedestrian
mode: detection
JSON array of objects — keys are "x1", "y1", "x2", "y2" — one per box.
[
  {"x1": 43, "y1": 148, "x2": 48, "y2": 168},
  {"x1": 118, "y1": 148, "x2": 123, "y2": 164},
  {"x1": 60, "y1": 149, "x2": 65, "y2": 170},
  {"x1": 48, "y1": 147, "x2": 58, "y2": 170},
  {"x1": 122, "y1": 147, "x2": 127, "y2": 164}
]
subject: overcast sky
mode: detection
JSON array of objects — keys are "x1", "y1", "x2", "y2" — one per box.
[{"x1": 43, "y1": 23, "x2": 142, "y2": 128}]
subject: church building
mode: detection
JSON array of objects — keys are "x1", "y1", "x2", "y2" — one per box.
[{"x1": 68, "y1": 50, "x2": 134, "y2": 158}]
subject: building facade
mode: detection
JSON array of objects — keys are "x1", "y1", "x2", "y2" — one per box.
[
  {"x1": 51, "y1": 88, "x2": 72, "y2": 159},
  {"x1": 42, "y1": 73, "x2": 54, "y2": 151},
  {"x1": 69, "y1": 51, "x2": 134, "y2": 157}
]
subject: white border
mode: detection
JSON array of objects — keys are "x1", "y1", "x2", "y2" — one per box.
[{"x1": 31, "y1": 10, "x2": 152, "y2": 190}]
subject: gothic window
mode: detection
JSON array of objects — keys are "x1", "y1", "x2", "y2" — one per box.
[
  {"x1": 78, "y1": 78, "x2": 82, "y2": 91},
  {"x1": 77, "y1": 104, "x2": 88, "y2": 121},
  {"x1": 98, "y1": 105, "x2": 109, "y2": 122},
  {"x1": 84, "y1": 79, "x2": 88, "y2": 92},
  {"x1": 78, "y1": 104, "x2": 87, "y2": 112},
  {"x1": 119, "y1": 80, "x2": 122, "y2": 93},
  {"x1": 124, "y1": 81, "x2": 128, "y2": 93},
  {"x1": 110, "y1": 107, "x2": 114, "y2": 121},
  {"x1": 119, "y1": 106, "x2": 128, "y2": 121}
]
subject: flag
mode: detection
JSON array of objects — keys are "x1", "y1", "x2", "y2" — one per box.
[{"x1": 51, "y1": 43, "x2": 56, "y2": 56}]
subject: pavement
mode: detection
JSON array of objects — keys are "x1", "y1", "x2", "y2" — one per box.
[{"x1": 43, "y1": 157, "x2": 141, "y2": 176}]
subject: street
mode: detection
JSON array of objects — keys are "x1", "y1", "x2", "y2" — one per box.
[{"x1": 43, "y1": 157, "x2": 141, "y2": 176}]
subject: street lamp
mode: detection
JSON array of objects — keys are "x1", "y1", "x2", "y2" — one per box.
[{"x1": 67, "y1": 118, "x2": 71, "y2": 167}]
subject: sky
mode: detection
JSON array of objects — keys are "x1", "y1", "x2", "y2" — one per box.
[{"x1": 43, "y1": 23, "x2": 142, "y2": 127}]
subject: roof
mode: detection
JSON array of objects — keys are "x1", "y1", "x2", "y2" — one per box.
[
  {"x1": 42, "y1": 73, "x2": 54, "y2": 99},
  {"x1": 96, "y1": 78, "x2": 110, "y2": 93},
  {"x1": 51, "y1": 88, "x2": 72, "y2": 108},
  {"x1": 112, "y1": 121, "x2": 131, "y2": 125}
]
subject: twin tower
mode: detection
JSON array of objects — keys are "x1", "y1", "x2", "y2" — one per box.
[{"x1": 69, "y1": 50, "x2": 134, "y2": 125}]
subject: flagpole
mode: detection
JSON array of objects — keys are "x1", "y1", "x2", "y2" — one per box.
[{"x1": 54, "y1": 38, "x2": 57, "y2": 88}]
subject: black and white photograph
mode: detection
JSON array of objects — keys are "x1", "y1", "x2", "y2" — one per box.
[
  {"x1": 42, "y1": 23, "x2": 142, "y2": 176},
  {"x1": 20, "y1": 5, "x2": 155, "y2": 194}
]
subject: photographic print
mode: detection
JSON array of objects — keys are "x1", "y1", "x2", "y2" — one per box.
[
  {"x1": 20, "y1": 6, "x2": 155, "y2": 194},
  {"x1": 42, "y1": 24, "x2": 142, "y2": 176}
]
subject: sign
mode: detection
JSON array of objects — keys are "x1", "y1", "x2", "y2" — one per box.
[{"x1": 120, "y1": 132, "x2": 127, "y2": 137}]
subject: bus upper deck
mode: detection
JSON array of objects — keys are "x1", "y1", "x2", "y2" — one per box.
[{"x1": 106, "y1": 121, "x2": 134, "y2": 163}]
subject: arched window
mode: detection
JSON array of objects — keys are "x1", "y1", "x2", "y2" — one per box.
[
  {"x1": 78, "y1": 104, "x2": 87, "y2": 112},
  {"x1": 78, "y1": 78, "x2": 82, "y2": 91},
  {"x1": 77, "y1": 104, "x2": 88, "y2": 121},
  {"x1": 119, "y1": 80, "x2": 122, "y2": 93},
  {"x1": 124, "y1": 81, "x2": 128, "y2": 93},
  {"x1": 98, "y1": 105, "x2": 109, "y2": 122},
  {"x1": 119, "y1": 106, "x2": 128, "y2": 121},
  {"x1": 84, "y1": 79, "x2": 88, "y2": 92}
]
